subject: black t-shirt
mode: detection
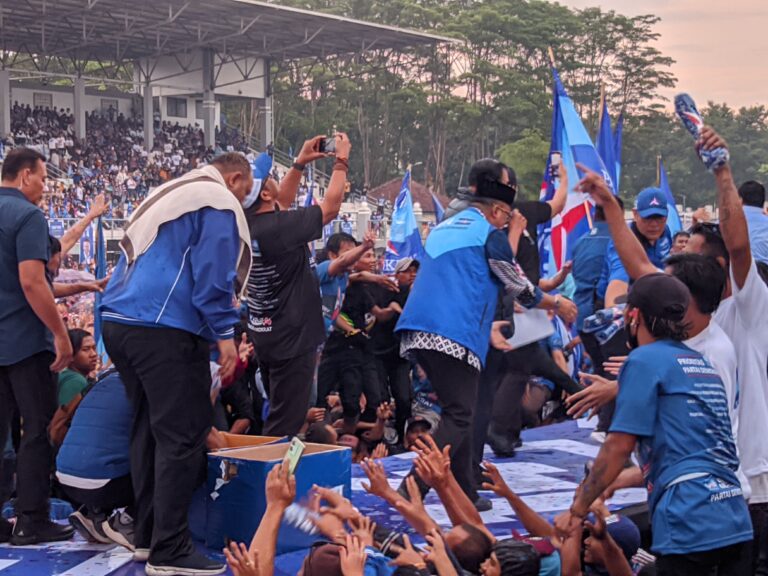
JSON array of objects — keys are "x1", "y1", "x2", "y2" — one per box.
[
  {"x1": 246, "y1": 205, "x2": 325, "y2": 363},
  {"x1": 512, "y1": 200, "x2": 552, "y2": 285},
  {"x1": 369, "y1": 284, "x2": 411, "y2": 357},
  {"x1": 324, "y1": 281, "x2": 375, "y2": 353}
]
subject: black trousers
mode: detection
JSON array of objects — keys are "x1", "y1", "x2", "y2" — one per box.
[
  {"x1": 103, "y1": 322, "x2": 211, "y2": 563},
  {"x1": 415, "y1": 350, "x2": 479, "y2": 500},
  {"x1": 656, "y1": 541, "x2": 752, "y2": 576},
  {"x1": 0, "y1": 351, "x2": 56, "y2": 516},
  {"x1": 751, "y1": 502, "x2": 768, "y2": 576},
  {"x1": 579, "y1": 329, "x2": 627, "y2": 432},
  {"x1": 489, "y1": 343, "x2": 581, "y2": 442},
  {"x1": 472, "y1": 348, "x2": 506, "y2": 486},
  {"x1": 317, "y1": 346, "x2": 382, "y2": 421},
  {"x1": 259, "y1": 349, "x2": 316, "y2": 436},
  {"x1": 375, "y1": 352, "x2": 412, "y2": 443},
  {"x1": 62, "y1": 474, "x2": 134, "y2": 516}
]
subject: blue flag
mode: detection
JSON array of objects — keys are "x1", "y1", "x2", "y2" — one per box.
[
  {"x1": 539, "y1": 67, "x2": 616, "y2": 276},
  {"x1": 383, "y1": 170, "x2": 424, "y2": 274},
  {"x1": 430, "y1": 192, "x2": 445, "y2": 224},
  {"x1": 596, "y1": 96, "x2": 618, "y2": 195},
  {"x1": 613, "y1": 112, "x2": 623, "y2": 192},
  {"x1": 659, "y1": 158, "x2": 682, "y2": 235},
  {"x1": 94, "y1": 216, "x2": 108, "y2": 363}
]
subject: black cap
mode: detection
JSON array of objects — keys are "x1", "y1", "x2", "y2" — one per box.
[
  {"x1": 468, "y1": 158, "x2": 517, "y2": 207},
  {"x1": 406, "y1": 415, "x2": 432, "y2": 432},
  {"x1": 627, "y1": 273, "x2": 690, "y2": 322}
]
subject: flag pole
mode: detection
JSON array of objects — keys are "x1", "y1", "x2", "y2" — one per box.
[
  {"x1": 656, "y1": 154, "x2": 661, "y2": 187},
  {"x1": 547, "y1": 46, "x2": 556, "y2": 67}
]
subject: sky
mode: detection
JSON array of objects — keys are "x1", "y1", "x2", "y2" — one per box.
[{"x1": 560, "y1": 0, "x2": 768, "y2": 109}]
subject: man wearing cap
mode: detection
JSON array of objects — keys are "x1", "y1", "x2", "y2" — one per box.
[
  {"x1": 555, "y1": 273, "x2": 752, "y2": 575},
  {"x1": 370, "y1": 256, "x2": 419, "y2": 444},
  {"x1": 597, "y1": 187, "x2": 672, "y2": 306},
  {"x1": 396, "y1": 158, "x2": 574, "y2": 503}
]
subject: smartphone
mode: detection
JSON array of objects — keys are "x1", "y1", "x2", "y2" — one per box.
[
  {"x1": 549, "y1": 151, "x2": 562, "y2": 180},
  {"x1": 319, "y1": 136, "x2": 336, "y2": 154},
  {"x1": 283, "y1": 437, "x2": 306, "y2": 476}
]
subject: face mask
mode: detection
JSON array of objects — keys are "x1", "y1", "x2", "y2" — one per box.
[{"x1": 242, "y1": 178, "x2": 263, "y2": 209}]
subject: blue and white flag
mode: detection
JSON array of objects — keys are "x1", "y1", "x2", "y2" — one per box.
[
  {"x1": 539, "y1": 67, "x2": 616, "y2": 277},
  {"x1": 431, "y1": 191, "x2": 445, "y2": 224},
  {"x1": 658, "y1": 157, "x2": 682, "y2": 235},
  {"x1": 383, "y1": 170, "x2": 424, "y2": 274},
  {"x1": 596, "y1": 96, "x2": 618, "y2": 195}
]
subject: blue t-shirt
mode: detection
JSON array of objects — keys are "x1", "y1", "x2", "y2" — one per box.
[
  {"x1": 597, "y1": 225, "x2": 672, "y2": 300},
  {"x1": 0, "y1": 187, "x2": 54, "y2": 365},
  {"x1": 610, "y1": 340, "x2": 752, "y2": 554},
  {"x1": 315, "y1": 259, "x2": 349, "y2": 335}
]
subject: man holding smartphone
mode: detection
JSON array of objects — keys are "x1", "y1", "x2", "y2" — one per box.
[{"x1": 245, "y1": 133, "x2": 352, "y2": 436}]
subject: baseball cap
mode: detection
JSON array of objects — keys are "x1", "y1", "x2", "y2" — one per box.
[
  {"x1": 394, "y1": 257, "x2": 419, "y2": 274},
  {"x1": 406, "y1": 415, "x2": 432, "y2": 432},
  {"x1": 627, "y1": 273, "x2": 690, "y2": 322},
  {"x1": 242, "y1": 152, "x2": 274, "y2": 209},
  {"x1": 635, "y1": 187, "x2": 668, "y2": 218}
]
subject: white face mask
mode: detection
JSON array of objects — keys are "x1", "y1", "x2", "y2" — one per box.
[{"x1": 242, "y1": 178, "x2": 263, "y2": 209}]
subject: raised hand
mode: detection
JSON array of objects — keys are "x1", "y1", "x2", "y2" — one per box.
[
  {"x1": 390, "y1": 534, "x2": 425, "y2": 569},
  {"x1": 481, "y1": 460, "x2": 514, "y2": 500},
  {"x1": 360, "y1": 458, "x2": 391, "y2": 498},
  {"x1": 565, "y1": 373, "x2": 619, "y2": 419},
  {"x1": 349, "y1": 515, "x2": 376, "y2": 548},
  {"x1": 223, "y1": 542, "x2": 260, "y2": 576},
  {"x1": 313, "y1": 485, "x2": 360, "y2": 522},
  {"x1": 340, "y1": 534, "x2": 368, "y2": 576},
  {"x1": 265, "y1": 460, "x2": 296, "y2": 510}
]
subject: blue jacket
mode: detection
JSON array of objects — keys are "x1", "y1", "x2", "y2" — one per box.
[
  {"x1": 597, "y1": 224, "x2": 672, "y2": 300},
  {"x1": 56, "y1": 371, "x2": 131, "y2": 480},
  {"x1": 396, "y1": 208, "x2": 501, "y2": 364},
  {"x1": 572, "y1": 221, "x2": 611, "y2": 331},
  {"x1": 101, "y1": 208, "x2": 240, "y2": 341}
]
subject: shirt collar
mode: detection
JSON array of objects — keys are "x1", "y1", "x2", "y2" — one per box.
[
  {"x1": 0, "y1": 186, "x2": 27, "y2": 201},
  {"x1": 743, "y1": 205, "x2": 766, "y2": 215}
]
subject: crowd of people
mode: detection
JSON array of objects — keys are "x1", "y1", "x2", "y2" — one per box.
[{"x1": 1, "y1": 101, "x2": 768, "y2": 576}]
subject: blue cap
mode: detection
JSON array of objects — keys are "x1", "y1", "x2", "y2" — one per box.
[{"x1": 635, "y1": 187, "x2": 668, "y2": 218}]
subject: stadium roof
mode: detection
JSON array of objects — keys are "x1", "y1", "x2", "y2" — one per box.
[{"x1": 0, "y1": 0, "x2": 452, "y2": 69}]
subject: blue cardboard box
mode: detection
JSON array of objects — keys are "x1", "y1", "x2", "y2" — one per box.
[{"x1": 204, "y1": 442, "x2": 352, "y2": 553}]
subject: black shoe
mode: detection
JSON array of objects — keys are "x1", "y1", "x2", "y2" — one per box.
[
  {"x1": 0, "y1": 517, "x2": 12, "y2": 543},
  {"x1": 10, "y1": 514, "x2": 74, "y2": 546},
  {"x1": 487, "y1": 429, "x2": 516, "y2": 458},
  {"x1": 146, "y1": 551, "x2": 226, "y2": 576},
  {"x1": 513, "y1": 438, "x2": 523, "y2": 449},
  {"x1": 474, "y1": 497, "x2": 493, "y2": 512}
]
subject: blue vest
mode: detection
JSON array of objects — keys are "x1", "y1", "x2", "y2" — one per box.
[
  {"x1": 56, "y1": 371, "x2": 132, "y2": 481},
  {"x1": 396, "y1": 208, "x2": 499, "y2": 365}
]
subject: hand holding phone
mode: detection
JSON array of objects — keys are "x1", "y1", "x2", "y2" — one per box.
[
  {"x1": 283, "y1": 437, "x2": 306, "y2": 476},
  {"x1": 319, "y1": 135, "x2": 337, "y2": 154}
]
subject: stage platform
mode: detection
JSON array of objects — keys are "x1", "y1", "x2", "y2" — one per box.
[{"x1": 0, "y1": 419, "x2": 647, "y2": 575}]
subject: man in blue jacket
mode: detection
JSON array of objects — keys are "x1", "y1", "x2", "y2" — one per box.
[
  {"x1": 396, "y1": 158, "x2": 572, "y2": 502},
  {"x1": 597, "y1": 187, "x2": 672, "y2": 306},
  {"x1": 101, "y1": 152, "x2": 253, "y2": 576}
]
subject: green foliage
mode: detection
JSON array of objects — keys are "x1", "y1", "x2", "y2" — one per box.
[{"x1": 226, "y1": 0, "x2": 766, "y2": 210}]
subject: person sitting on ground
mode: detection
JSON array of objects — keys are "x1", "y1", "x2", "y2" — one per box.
[
  {"x1": 57, "y1": 369, "x2": 135, "y2": 552},
  {"x1": 57, "y1": 329, "x2": 98, "y2": 407}
]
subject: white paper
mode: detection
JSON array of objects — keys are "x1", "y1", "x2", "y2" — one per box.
[
  {"x1": 576, "y1": 417, "x2": 598, "y2": 430},
  {"x1": 507, "y1": 309, "x2": 555, "y2": 349}
]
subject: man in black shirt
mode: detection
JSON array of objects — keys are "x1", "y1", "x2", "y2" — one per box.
[
  {"x1": 245, "y1": 134, "x2": 352, "y2": 436},
  {"x1": 370, "y1": 257, "x2": 419, "y2": 445}
]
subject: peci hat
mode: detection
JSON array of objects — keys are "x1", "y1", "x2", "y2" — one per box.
[
  {"x1": 468, "y1": 158, "x2": 517, "y2": 207},
  {"x1": 627, "y1": 273, "x2": 690, "y2": 323},
  {"x1": 635, "y1": 187, "x2": 668, "y2": 219},
  {"x1": 393, "y1": 257, "x2": 420, "y2": 275}
]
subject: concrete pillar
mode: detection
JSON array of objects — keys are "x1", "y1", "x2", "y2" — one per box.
[
  {"x1": 202, "y1": 49, "x2": 216, "y2": 149},
  {"x1": 259, "y1": 58, "x2": 273, "y2": 150},
  {"x1": 356, "y1": 199, "x2": 371, "y2": 242},
  {"x1": 143, "y1": 83, "x2": 154, "y2": 152},
  {"x1": 73, "y1": 77, "x2": 86, "y2": 141},
  {"x1": 0, "y1": 70, "x2": 10, "y2": 139}
]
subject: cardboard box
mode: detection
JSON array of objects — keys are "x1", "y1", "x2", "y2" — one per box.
[
  {"x1": 218, "y1": 432, "x2": 285, "y2": 449},
  {"x1": 204, "y1": 442, "x2": 352, "y2": 553},
  {"x1": 189, "y1": 435, "x2": 285, "y2": 542}
]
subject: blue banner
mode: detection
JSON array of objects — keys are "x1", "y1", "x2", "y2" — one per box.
[
  {"x1": 431, "y1": 191, "x2": 445, "y2": 224},
  {"x1": 383, "y1": 170, "x2": 425, "y2": 274}
]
